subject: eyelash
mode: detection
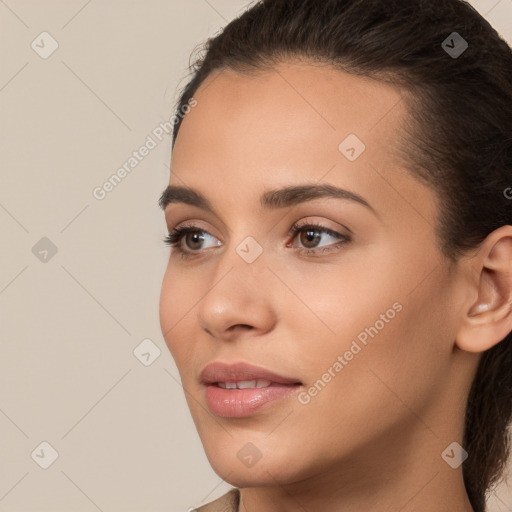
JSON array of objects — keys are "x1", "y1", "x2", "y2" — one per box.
[{"x1": 163, "y1": 221, "x2": 351, "y2": 259}]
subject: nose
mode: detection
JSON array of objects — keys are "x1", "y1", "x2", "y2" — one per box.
[{"x1": 196, "y1": 247, "x2": 278, "y2": 342}]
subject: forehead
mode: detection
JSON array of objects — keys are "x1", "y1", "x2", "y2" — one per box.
[
  {"x1": 172, "y1": 60, "x2": 406, "y2": 176},
  {"x1": 169, "y1": 60, "x2": 436, "y2": 228}
]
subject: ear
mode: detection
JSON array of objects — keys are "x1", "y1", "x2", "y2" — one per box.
[{"x1": 456, "y1": 225, "x2": 512, "y2": 353}]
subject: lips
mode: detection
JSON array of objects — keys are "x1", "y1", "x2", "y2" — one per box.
[
  {"x1": 200, "y1": 362, "x2": 303, "y2": 418},
  {"x1": 200, "y1": 362, "x2": 302, "y2": 386}
]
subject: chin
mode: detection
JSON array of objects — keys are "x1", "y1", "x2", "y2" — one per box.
[
  {"x1": 198, "y1": 432, "x2": 316, "y2": 489},
  {"x1": 206, "y1": 451, "x2": 299, "y2": 488}
]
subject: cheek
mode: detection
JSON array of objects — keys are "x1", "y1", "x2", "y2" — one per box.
[
  {"x1": 285, "y1": 254, "x2": 449, "y2": 410},
  {"x1": 301, "y1": 278, "x2": 451, "y2": 425},
  {"x1": 277, "y1": 308, "x2": 443, "y2": 477}
]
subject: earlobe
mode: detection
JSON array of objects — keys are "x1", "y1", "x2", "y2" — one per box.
[
  {"x1": 455, "y1": 226, "x2": 512, "y2": 353},
  {"x1": 468, "y1": 302, "x2": 490, "y2": 316}
]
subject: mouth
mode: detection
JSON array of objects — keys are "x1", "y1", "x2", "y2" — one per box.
[
  {"x1": 200, "y1": 362, "x2": 303, "y2": 418},
  {"x1": 200, "y1": 361, "x2": 302, "y2": 385},
  {"x1": 216, "y1": 380, "x2": 280, "y2": 389}
]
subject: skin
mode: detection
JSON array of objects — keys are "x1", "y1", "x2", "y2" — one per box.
[{"x1": 159, "y1": 60, "x2": 512, "y2": 512}]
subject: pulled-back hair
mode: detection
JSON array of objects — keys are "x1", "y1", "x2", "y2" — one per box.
[{"x1": 169, "y1": 1, "x2": 512, "y2": 509}]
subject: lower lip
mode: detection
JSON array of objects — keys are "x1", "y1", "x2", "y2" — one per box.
[{"x1": 205, "y1": 384, "x2": 301, "y2": 418}]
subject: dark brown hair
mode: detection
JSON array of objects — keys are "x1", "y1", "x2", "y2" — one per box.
[{"x1": 168, "y1": 1, "x2": 512, "y2": 510}]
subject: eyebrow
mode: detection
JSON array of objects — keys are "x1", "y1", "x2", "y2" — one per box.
[{"x1": 158, "y1": 183, "x2": 378, "y2": 216}]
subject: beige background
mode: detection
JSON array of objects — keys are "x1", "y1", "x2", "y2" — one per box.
[{"x1": 0, "y1": 1, "x2": 511, "y2": 510}]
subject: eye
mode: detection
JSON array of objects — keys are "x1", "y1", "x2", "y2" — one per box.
[
  {"x1": 163, "y1": 220, "x2": 351, "y2": 259},
  {"x1": 163, "y1": 225, "x2": 221, "y2": 257},
  {"x1": 287, "y1": 221, "x2": 351, "y2": 256}
]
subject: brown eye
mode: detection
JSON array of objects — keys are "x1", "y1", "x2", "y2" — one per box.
[
  {"x1": 184, "y1": 231, "x2": 206, "y2": 250},
  {"x1": 288, "y1": 222, "x2": 352, "y2": 256},
  {"x1": 163, "y1": 226, "x2": 221, "y2": 258},
  {"x1": 300, "y1": 229, "x2": 322, "y2": 249}
]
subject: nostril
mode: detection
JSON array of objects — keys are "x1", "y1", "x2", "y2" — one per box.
[{"x1": 230, "y1": 324, "x2": 254, "y2": 331}]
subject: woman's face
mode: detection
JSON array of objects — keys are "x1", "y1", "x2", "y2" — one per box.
[{"x1": 159, "y1": 61, "x2": 474, "y2": 488}]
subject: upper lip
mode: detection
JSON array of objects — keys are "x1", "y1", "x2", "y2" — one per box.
[{"x1": 200, "y1": 362, "x2": 302, "y2": 385}]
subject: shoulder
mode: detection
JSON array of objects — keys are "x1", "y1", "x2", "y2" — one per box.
[{"x1": 195, "y1": 488, "x2": 240, "y2": 512}]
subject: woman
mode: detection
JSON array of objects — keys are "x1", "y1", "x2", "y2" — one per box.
[{"x1": 159, "y1": 0, "x2": 512, "y2": 510}]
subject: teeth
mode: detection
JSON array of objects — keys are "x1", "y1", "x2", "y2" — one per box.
[
  {"x1": 237, "y1": 380, "x2": 257, "y2": 389},
  {"x1": 217, "y1": 379, "x2": 272, "y2": 389}
]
